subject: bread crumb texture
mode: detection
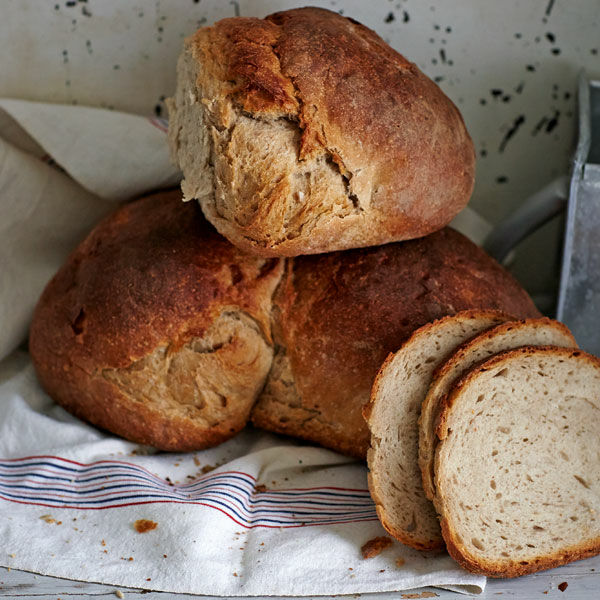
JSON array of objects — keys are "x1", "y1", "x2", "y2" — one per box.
[
  {"x1": 168, "y1": 7, "x2": 475, "y2": 256},
  {"x1": 419, "y1": 317, "x2": 577, "y2": 504},
  {"x1": 435, "y1": 347, "x2": 600, "y2": 577},
  {"x1": 366, "y1": 310, "x2": 511, "y2": 550},
  {"x1": 39, "y1": 514, "x2": 62, "y2": 525}
]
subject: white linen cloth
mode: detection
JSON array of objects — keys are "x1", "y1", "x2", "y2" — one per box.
[{"x1": 0, "y1": 100, "x2": 488, "y2": 596}]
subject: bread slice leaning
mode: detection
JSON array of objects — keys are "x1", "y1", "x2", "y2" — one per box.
[
  {"x1": 419, "y1": 318, "x2": 577, "y2": 502},
  {"x1": 434, "y1": 346, "x2": 600, "y2": 577},
  {"x1": 364, "y1": 310, "x2": 511, "y2": 550}
]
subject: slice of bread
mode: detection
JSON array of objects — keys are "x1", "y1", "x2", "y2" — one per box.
[
  {"x1": 419, "y1": 318, "x2": 577, "y2": 502},
  {"x1": 364, "y1": 310, "x2": 512, "y2": 550},
  {"x1": 434, "y1": 346, "x2": 600, "y2": 577}
]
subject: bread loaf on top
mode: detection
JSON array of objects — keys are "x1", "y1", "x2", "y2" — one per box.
[{"x1": 167, "y1": 7, "x2": 475, "y2": 257}]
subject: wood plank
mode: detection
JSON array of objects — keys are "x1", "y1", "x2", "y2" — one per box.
[{"x1": 1, "y1": 555, "x2": 599, "y2": 600}]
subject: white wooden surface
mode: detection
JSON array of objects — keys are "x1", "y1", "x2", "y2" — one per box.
[{"x1": 1, "y1": 554, "x2": 599, "y2": 600}]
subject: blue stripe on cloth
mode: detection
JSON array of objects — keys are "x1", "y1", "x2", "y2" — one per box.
[{"x1": 0, "y1": 456, "x2": 377, "y2": 528}]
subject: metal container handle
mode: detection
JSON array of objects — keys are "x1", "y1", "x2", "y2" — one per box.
[{"x1": 483, "y1": 175, "x2": 569, "y2": 265}]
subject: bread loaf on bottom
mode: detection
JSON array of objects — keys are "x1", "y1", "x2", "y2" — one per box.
[
  {"x1": 29, "y1": 189, "x2": 284, "y2": 451},
  {"x1": 252, "y1": 228, "x2": 540, "y2": 460}
]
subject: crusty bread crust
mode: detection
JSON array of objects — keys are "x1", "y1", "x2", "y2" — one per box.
[
  {"x1": 251, "y1": 228, "x2": 540, "y2": 459},
  {"x1": 29, "y1": 190, "x2": 284, "y2": 451},
  {"x1": 168, "y1": 7, "x2": 475, "y2": 256},
  {"x1": 419, "y1": 318, "x2": 577, "y2": 502},
  {"x1": 434, "y1": 346, "x2": 600, "y2": 577},
  {"x1": 440, "y1": 518, "x2": 600, "y2": 578}
]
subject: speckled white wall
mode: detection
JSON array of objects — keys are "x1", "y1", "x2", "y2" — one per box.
[{"x1": 2, "y1": 0, "x2": 599, "y2": 308}]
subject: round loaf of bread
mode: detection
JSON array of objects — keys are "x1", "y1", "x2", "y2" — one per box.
[
  {"x1": 250, "y1": 228, "x2": 541, "y2": 458},
  {"x1": 167, "y1": 7, "x2": 475, "y2": 257},
  {"x1": 29, "y1": 189, "x2": 284, "y2": 451}
]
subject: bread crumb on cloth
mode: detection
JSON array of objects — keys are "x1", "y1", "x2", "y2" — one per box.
[
  {"x1": 134, "y1": 519, "x2": 158, "y2": 533},
  {"x1": 39, "y1": 514, "x2": 61, "y2": 525},
  {"x1": 361, "y1": 536, "x2": 392, "y2": 558}
]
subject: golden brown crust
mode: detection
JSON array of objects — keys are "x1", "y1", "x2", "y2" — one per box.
[
  {"x1": 29, "y1": 190, "x2": 284, "y2": 451},
  {"x1": 363, "y1": 309, "x2": 513, "y2": 426},
  {"x1": 173, "y1": 7, "x2": 475, "y2": 256},
  {"x1": 431, "y1": 318, "x2": 576, "y2": 385},
  {"x1": 252, "y1": 228, "x2": 540, "y2": 459},
  {"x1": 47, "y1": 372, "x2": 248, "y2": 451},
  {"x1": 440, "y1": 518, "x2": 600, "y2": 578}
]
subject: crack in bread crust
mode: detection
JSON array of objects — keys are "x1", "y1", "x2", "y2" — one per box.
[
  {"x1": 102, "y1": 310, "x2": 273, "y2": 431},
  {"x1": 29, "y1": 190, "x2": 284, "y2": 452},
  {"x1": 168, "y1": 7, "x2": 475, "y2": 256}
]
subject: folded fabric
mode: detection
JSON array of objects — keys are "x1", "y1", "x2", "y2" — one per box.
[{"x1": 0, "y1": 100, "x2": 180, "y2": 362}]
